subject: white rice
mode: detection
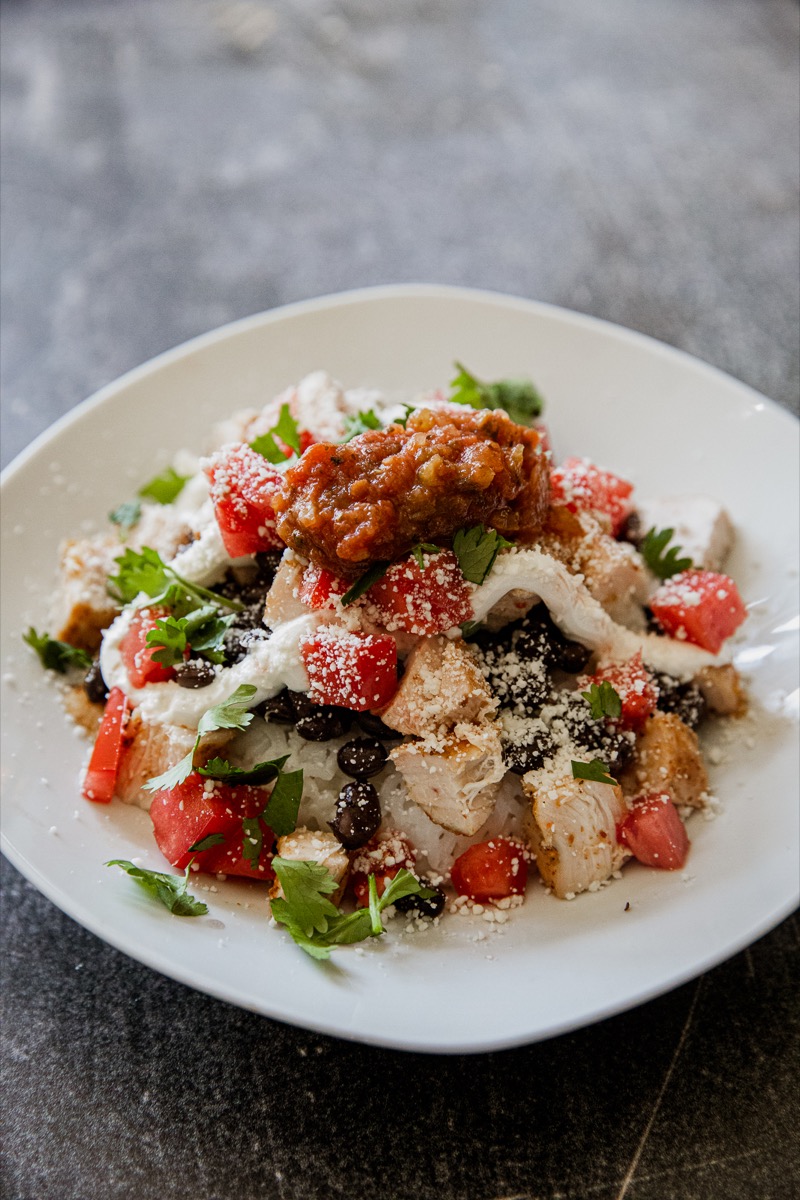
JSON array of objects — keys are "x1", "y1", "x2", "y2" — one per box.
[{"x1": 233, "y1": 716, "x2": 528, "y2": 877}]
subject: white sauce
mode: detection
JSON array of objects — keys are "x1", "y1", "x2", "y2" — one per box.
[{"x1": 469, "y1": 547, "x2": 723, "y2": 679}]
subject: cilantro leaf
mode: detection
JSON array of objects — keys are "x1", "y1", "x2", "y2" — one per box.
[
  {"x1": 270, "y1": 863, "x2": 434, "y2": 959},
  {"x1": 571, "y1": 759, "x2": 617, "y2": 787},
  {"x1": 188, "y1": 833, "x2": 226, "y2": 853},
  {"x1": 459, "y1": 619, "x2": 481, "y2": 638},
  {"x1": 341, "y1": 409, "x2": 382, "y2": 442},
  {"x1": 581, "y1": 680, "x2": 623, "y2": 721},
  {"x1": 341, "y1": 561, "x2": 391, "y2": 606},
  {"x1": 450, "y1": 362, "x2": 544, "y2": 424},
  {"x1": 23, "y1": 628, "x2": 92, "y2": 674},
  {"x1": 106, "y1": 860, "x2": 208, "y2": 916},
  {"x1": 263, "y1": 768, "x2": 304, "y2": 837},
  {"x1": 145, "y1": 614, "x2": 189, "y2": 668},
  {"x1": 411, "y1": 542, "x2": 441, "y2": 569},
  {"x1": 145, "y1": 606, "x2": 234, "y2": 668},
  {"x1": 138, "y1": 467, "x2": 190, "y2": 505},
  {"x1": 197, "y1": 754, "x2": 290, "y2": 785},
  {"x1": 144, "y1": 684, "x2": 258, "y2": 792},
  {"x1": 250, "y1": 403, "x2": 301, "y2": 463},
  {"x1": 107, "y1": 546, "x2": 243, "y2": 614},
  {"x1": 640, "y1": 526, "x2": 694, "y2": 581},
  {"x1": 109, "y1": 500, "x2": 142, "y2": 535},
  {"x1": 452, "y1": 525, "x2": 513, "y2": 585}
]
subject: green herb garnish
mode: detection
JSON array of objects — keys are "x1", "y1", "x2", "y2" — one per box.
[
  {"x1": 108, "y1": 546, "x2": 243, "y2": 614},
  {"x1": 145, "y1": 606, "x2": 234, "y2": 668},
  {"x1": 450, "y1": 362, "x2": 544, "y2": 424},
  {"x1": 109, "y1": 500, "x2": 142, "y2": 535},
  {"x1": 23, "y1": 628, "x2": 92, "y2": 674},
  {"x1": 270, "y1": 862, "x2": 433, "y2": 960},
  {"x1": 106, "y1": 860, "x2": 208, "y2": 916},
  {"x1": 138, "y1": 466, "x2": 191, "y2": 505},
  {"x1": 571, "y1": 759, "x2": 617, "y2": 787},
  {"x1": 250, "y1": 403, "x2": 301, "y2": 463},
  {"x1": 640, "y1": 526, "x2": 694, "y2": 581},
  {"x1": 341, "y1": 561, "x2": 391, "y2": 606},
  {"x1": 188, "y1": 833, "x2": 227, "y2": 853},
  {"x1": 144, "y1": 684, "x2": 258, "y2": 792},
  {"x1": 411, "y1": 543, "x2": 442, "y2": 569},
  {"x1": 394, "y1": 404, "x2": 416, "y2": 429},
  {"x1": 452, "y1": 525, "x2": 513, "y2": 585},
  {"x1": 581, "y1": 681, "x2": 623, "y2": 721},
  {"x1": 341, "y1": 409, "x2": 383, "y2": 442}
]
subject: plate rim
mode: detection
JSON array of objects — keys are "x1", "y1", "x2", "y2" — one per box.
[{"x1": 2, "y1": 283, "x2": 798, "y2": 1054}]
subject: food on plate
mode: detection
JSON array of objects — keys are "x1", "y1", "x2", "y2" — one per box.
[{"x1": 24, "y1": 365, "x2": 749, "y2": 957}]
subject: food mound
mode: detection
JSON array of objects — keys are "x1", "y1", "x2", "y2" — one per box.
[
  {"x1": 274, "y1": 406, "x2": 550, "y2": 574},
  {"x1": 26, "y1": 366, "x2": 749, "y2": 958}
]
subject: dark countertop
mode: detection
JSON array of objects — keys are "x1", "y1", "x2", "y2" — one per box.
[{"x1": 1, "y1": 2, "x2": 798, "y2": 1198}]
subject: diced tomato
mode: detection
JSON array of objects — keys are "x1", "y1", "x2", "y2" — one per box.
[
  {"x1": 149, "y1": 773, "x2": 275, "y2": 880},
  {"x1": 618, "y1": 792, "x2": 690, "y2": 870},
  {"x1": 82, "y1": 687, "x2": 130, "y2": 804},
  {"x1": 450, "y1": 838, "x2": 528, "y2": 902},
  {"x1": 205, "y1": 443, "x2": 285, "y2": 558},
  {"x1": 119, "y1": 606, "x2": 178, "y2": 689},
  {"x1": 351, "y1": 832, "x2": 416, "y2": 906},
  {"x1": 300, "y1": 627, "x2": 398, "y2": 711},
  {"x1": 582, "y1": 652, "x2": 658, "y2": 732},
  {"x1": 550, "y1": 456, "x2": 634, "y2": 536},
  {"x1": 298, "y1": 429, "x2": 316, "y2": 455},
  {"x1": 298, "y1": 564, "x2": 348, "y2": 610},
  {"x1": 365, "y1": 549, "x2": 473, "y2": 635},
  {"x1": 649, "y1": 570, "x2": 747, "y2": 654}
]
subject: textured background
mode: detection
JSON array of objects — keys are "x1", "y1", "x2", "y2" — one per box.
[{"x1": 1, "y1": 1, "x2": 798, "y2": 1198}]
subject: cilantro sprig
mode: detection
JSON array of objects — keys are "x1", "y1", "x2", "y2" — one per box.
[
  {"x1": 23, "y1": 628, "x2": 92, "y2": 674},
  {"x1": 581, "y1": 681, "x2": 623, "y2": 721},
  {"x1": 411, "y1": 543, "x2": 441, "y2": 569},
  {"x1": 450, "y1": 362, "x2": 544, "y2": 425},
  {"x1": 571, "y1": 759, "x2": 617, "y2": 787},
  {"x1": 340, "y1": 409, "x2": 383, "y2": 442},
  {"x1": 107, "y1": 546, "x2": 243, "y2": 614},
  {"x1": 640, "y1": 526, "x2": 694, "y2": 581},
  {"x1": 106, "y1": 860, "x2": 208, "y2": 916},
  {"x1": 452, "y1": 525, "x2": 513, "y2": 585},
  {"x1": 144, "y1": 684, "x2": 259, "y2": 792},
  {"x1": 145, "y1": 606, "x2": 234, "y2": 668},
  {"x1": 341, "y1": 561, "x2": 391, "y2": 606},
  {"x1": 138, "y1": 466, "x2": 191, "y2": 505},
  {"x1": 250, "y1": 403, "x2": 301, "y2": 463},
  {"x1": 270, "y1": 862, "x2": 434, "y2": 960}
]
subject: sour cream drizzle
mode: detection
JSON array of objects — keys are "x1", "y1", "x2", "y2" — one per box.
[{"x1": 470, "y1": 548, "x2": 723, "y2": 678}]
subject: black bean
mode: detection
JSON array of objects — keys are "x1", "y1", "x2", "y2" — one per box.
[
  {"x1": 83, "y1": 658, "x2": 108, "y2": 705},
  {"x1": 223, "y1": 625, "x2": 270, "y2": 665},
  {"x1": 174, "y1": 659, "x2": 217, "y2": 688},
  {"x1": 654, "y1": 672, "x2": 707, "y2": 730},
  {"x1": 337, "y1": 737, "x2": 388, "y2": 780},
  {"x1": 393, "y1": 881, "x2": 446, "y2": 919},
  {"x1": 356, "y1": 711, "x2": 403, "y2": 741},
  {"x1": 551, "y1": 638, "x2": 592, "y2": 674},
  {"x1": 261, "y1": 688, "x2": 297, "y2": 725},
  {"x1": 296, "y1": 706, "x2": 353, "y2": 741},
  {"x1": 329, "y1": 781, "x2": 381, "y2": 850},
  {"x1": 557, "y1": 695, "x2": 636, "y2": 769},
  {"x1": 503, "y1": 733, "x2": 552, "y2": 776}
]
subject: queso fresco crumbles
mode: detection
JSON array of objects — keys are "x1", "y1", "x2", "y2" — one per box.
[{"x1": 25, "y1": 365, "x2": 749, "y2": 957}]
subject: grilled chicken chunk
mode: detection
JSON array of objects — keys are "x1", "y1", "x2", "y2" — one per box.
[
  {"x1": 380, "y1": 636, "x2": 497, "y2": 737},
  {"x1": 263, "y1": 554, "x2": 309, "y2": 629},
  {"x1": 523, "y1": 772, "x2": 629, "y2": 898},
  {"x1": 390, "y1": 722, "x2": 505, "y2": 836},
  {"x1": 115, "y1": 714, "x2": 233, "y2": 811},
  {"x1": 694, "y1": 664, "x2": 747, "y2": 716},
  {"x1": 269, "y1": 828, "x2": 350, "y2": 906},
  {"x1": 52, "y1": 536, "x2": 121, "y2": 652},
  {"x1": 620, "y1": 711, "x2": 709, "y2": 808}
]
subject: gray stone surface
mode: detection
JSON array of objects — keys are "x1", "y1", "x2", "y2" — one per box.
[{"x1": 1, "y1": 1, "x2": 798, "y2": 1198}]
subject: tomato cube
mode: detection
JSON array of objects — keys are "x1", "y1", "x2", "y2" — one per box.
[
  {"x1": 364, "y1": 549, "x2": 473, "y2": 635},
  {"x1": 119, "y1": 606, "x2": 177, "y2": 689},
  {"x1": 582, "y1": 653, "x2": 658, "y2": 732},
  {"x1": 206, "y1": 443, "x2": 285, "y2": 558},
  {"x1": 298, "y1": 564, "x2": 348, "y2": 610},
  {"x1": 450, "y1": 837, "x2": 528, "y2": 902},
  {"x1": 150, "y1": 774, "x2": 275, "y2": 879},
  {"x1": 649, "y1": 570, "x2": 747, "y2": 654},
  {"x1": 82, "y1": 687, "x2": 131, "y2": 803},
  {"x1": 618, "y1": 792, "x2": 690, "y2": 870},
  {"x1": 351, "y1": 832, "x2": 416, "y2": 905},
  {"x1": 300, "y1": 627, "x2": 398, "y2": 711},
  {"x1": 550, "y1": 457, "x2": 634, "y2": 536}
]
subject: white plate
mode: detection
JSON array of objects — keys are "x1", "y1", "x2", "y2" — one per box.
[{"x1": 2, "y1": 285, "x2": 798, "y2": 1054}]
